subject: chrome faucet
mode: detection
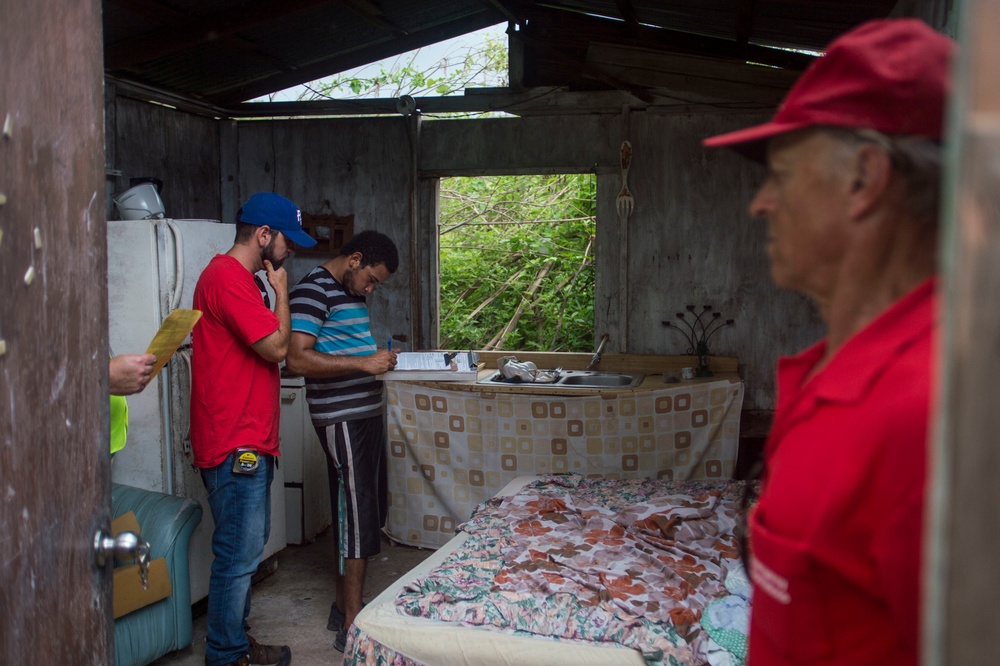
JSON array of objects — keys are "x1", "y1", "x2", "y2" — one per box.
[{"x1": 587, "y1": 333, "x2": 610, "y2": 370}]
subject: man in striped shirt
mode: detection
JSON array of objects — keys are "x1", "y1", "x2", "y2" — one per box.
[{"x1": 285, "y1": 230, "x2": 399, "y2": 652}]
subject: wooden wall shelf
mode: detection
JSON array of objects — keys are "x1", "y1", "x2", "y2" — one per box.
[{"x1": 299, "y1": 212, "x2": 353, "y2": 256}]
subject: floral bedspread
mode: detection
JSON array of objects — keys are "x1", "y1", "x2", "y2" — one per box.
[{"x1": 394, "y1": 474, "x2": 751, "y2": 665}]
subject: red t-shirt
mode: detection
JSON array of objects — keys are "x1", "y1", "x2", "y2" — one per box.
[
  {"x1": 748, "y1": 279, "x2": 936, "y2": 665},
  {"x1": 190, "y1": 254, "x2": 281, "y2": 468}
]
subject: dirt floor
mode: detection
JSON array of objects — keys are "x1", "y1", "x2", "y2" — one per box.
[{"x1": 149, "y1": 528, "x2": 436, "y2": 666}]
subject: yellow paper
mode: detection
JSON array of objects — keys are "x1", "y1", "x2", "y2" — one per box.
[{"x1": 145, "y1": 309, "x2": 202, "y2": 379}]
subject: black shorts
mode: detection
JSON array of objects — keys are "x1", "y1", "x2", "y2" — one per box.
[{"x1": 317, "y1": 416, "x2": 388, "y2": 559}]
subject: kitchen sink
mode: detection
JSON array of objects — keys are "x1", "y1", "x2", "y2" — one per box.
[
  {"x1": 477, "y1": 369, "x2": 645, "y2": 389},
  {"x1": 558, "y1": 372, "x2": 641, "y2": 387}
]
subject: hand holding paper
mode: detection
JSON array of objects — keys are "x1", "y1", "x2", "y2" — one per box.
[
  {"x1": 144, "y1": 309, "x2": 203, "y2": 379},
  {"x1": 109, "y1": 353, "x2": 157, "y2": 395}
]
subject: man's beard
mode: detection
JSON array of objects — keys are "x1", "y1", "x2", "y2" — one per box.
[
  {"x1": 261, "y1": 236, "x2": 285, "y2": 270},
  {"x1": 342, "y1": 266, "x2": 367, "y2": 298}
]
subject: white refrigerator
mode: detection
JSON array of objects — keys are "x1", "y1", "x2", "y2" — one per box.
[{"x1": 107, "y1": 218, "x2": 287, "y2": 604}]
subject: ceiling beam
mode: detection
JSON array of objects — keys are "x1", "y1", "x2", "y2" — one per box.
[
  {"x1": 585, "y1": 42, "x2": 799, "y2": 106},
  {"x1": 735, "y1": 0, "x2": 756, "y2": 47},
  {"x1": 516, "y1": 4, "x2": 814, "y2": 86},
  {"x1": 105, "y1": 0, "x2": 340, "y2": 69},
  {"x1": 209, "y1": 10, "x2": 506, "y2": 105},
  {"x1": 110, "y1": 72, "x2": 778, "y2": 121},
  {"x1": 615, "y1": 0, "x2": 642, "y2": 37},
  {"x1": 477, "y1": 0, "x2": 521, "y2": 24},
  {"x1": 514, "y1": 30, "x2": 655, "y2": 102},
  {"x1": 342, "y1": 0, "x2": 408, "y2": 36},
  {"x1": 105, "y1": 0, "x2": 193, "y2": 26},
  {"x1": 108, "y1": 76, "x2": 233, "y2": 118},
  {"x1": 232, "y1": 91, "x2": 554, "y2": 117},
  {"x1": 228, "y1": 85, "x2": 746, "y2": 119}
]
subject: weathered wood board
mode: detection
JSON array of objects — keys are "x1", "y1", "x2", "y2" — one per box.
[{"x1": 105, "y1": 104, "x2": 827, "y2": 412}]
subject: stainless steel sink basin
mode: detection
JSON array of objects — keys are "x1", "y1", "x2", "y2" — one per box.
[
  {"x1": 556, "y1": 370, "x2": 644, "y2": 388},
  {"x1": 559, "y1": 373, "x2": 640, "y2": 387},
  {"x1": 477, "y1": 369, "x2": 645, "y2": 389}
]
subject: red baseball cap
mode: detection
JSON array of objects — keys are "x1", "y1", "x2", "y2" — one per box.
[{"x1": 703, "y1": 18, "x2": 955, "y2": 161}]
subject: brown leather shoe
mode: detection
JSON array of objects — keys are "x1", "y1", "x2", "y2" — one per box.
[{"x1": 246, "y1": 633, "x2": 291, "y2": 666}]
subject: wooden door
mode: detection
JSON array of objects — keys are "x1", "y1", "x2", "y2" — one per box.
[
  {"x1": 0, "y1": 0, "x2": 113, "y2": 662},
  {"x1": 926, "y1": 1, "x2": 1000, "y2": 663}
]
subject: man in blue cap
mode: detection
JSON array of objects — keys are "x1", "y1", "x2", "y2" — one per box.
[{"x1": 191, "y1": 192, "x2": 316, "y2": 666}]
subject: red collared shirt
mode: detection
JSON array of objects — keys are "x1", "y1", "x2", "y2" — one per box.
[{"x1": 748, "y1": 278, "x2": 937, "y2": 665}]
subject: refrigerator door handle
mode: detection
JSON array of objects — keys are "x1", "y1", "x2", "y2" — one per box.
[{"x1": 165, "y1": 219, "x2": 184, "y2": 311}]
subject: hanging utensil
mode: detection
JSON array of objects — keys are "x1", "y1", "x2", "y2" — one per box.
[{"x1": 615, "y1": 140, "x2": 634, "y2": 221}]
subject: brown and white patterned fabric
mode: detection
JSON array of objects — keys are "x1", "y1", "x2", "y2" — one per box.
[{"x1": 384, "y1": 379, "x2": 744, "y2": 549}]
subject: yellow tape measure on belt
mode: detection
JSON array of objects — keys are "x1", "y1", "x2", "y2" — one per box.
[{"x1": 233, "y1": 448, "x2": 260, "y2": 474}]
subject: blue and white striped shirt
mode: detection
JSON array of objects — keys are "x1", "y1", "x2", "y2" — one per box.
[{"x1": 289, "y1": 266, "x2": 382, "y2": 425}]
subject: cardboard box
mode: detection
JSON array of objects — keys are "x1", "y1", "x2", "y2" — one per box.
[{"x1": 111, "y1": 511, "x2": 172, "y2": 619}]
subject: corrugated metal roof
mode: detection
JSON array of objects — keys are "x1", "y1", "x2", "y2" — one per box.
[{"x1": 102, "y1": 0, "x2": 899, "y2": 111}]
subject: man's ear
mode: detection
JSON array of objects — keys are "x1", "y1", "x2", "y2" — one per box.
[
  {"x1": 848, "y1": 144, "x2": 893, "y2": 219},
  {"x1": 348, "y1": 251, "x2": 363, "y2": 267},
  {"x1": 255, "y1": 225, "x2": 271, "y2": 247}
]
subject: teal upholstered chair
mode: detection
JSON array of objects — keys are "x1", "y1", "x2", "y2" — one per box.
[{"x1": 111, "y1": 483, "x2": 203, "y2": 666}]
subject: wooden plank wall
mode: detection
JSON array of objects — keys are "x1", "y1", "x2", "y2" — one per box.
[
  {"x1": 419, "y1": 114, "x2": 620, "y2": 176},
  {"x1": 622, "y1": 111, "x2": 826, "y2": 410},
  {"x1": 418, "y1": 111, "x2": 825, "y2": 410},
  {"x1": 236, "y1": 118, "x2": 415, "y2": 351},
  {"x1": 106, "y1": 97, "x2": 221, "y2": 220},
  {"x1": 104, "y1": 102, "x2": 827, "y2": 412}
]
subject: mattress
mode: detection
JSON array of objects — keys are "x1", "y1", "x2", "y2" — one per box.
[{"x1": 345, "y1": 475, "x2": 750, "y2": 666}]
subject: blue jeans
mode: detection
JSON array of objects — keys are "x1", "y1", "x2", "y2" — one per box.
[{"x1": 201, "y1": 452, "x2": 273, "y2": 666}]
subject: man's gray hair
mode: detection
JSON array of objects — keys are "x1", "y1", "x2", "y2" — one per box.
[{"x1": 825, "y1": 127, "x2": 942, "y2": 226}]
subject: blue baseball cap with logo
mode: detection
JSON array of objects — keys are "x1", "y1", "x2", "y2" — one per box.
[{"x1": 239, "y1": 192, "x2": 317, "y2": 248}]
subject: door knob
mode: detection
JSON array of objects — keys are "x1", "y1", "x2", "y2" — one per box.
[{"x1": 93, "y1": 529, "x2": 151, "y2": 589}]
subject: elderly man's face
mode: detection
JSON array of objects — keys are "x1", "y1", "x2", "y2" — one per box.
[{"x1": 748, "y1": 130, "x2": 853, "y2": 301}]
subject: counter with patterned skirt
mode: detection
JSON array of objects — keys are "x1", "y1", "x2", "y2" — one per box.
[{"x1": 383, "y1": 374, "x2": 744, "y2": 549}]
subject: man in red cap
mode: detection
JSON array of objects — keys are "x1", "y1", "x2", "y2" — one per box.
[{"x1": 704, "y1": 19, "x2": 954, "y2": 665}]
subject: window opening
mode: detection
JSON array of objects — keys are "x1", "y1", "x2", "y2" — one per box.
[{"x1": 438, "y1": 174, "x2": 596, "y2": 352}]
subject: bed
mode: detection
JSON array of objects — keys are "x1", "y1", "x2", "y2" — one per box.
[{"x1": 344, "y1": 474, "x2": 752, "y2": 666}]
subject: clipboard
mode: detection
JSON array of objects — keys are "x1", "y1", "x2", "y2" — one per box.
[
  {"x1": 376, "y1": 351, "x2": 479, "y2": 381},
  {"x1": 145, "y1": 309, "x2": 202, "y2": 379}
]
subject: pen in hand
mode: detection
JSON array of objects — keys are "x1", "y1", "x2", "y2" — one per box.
[{"x1": 387, "y1": 338, "x2": 392, "y2": 352}]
